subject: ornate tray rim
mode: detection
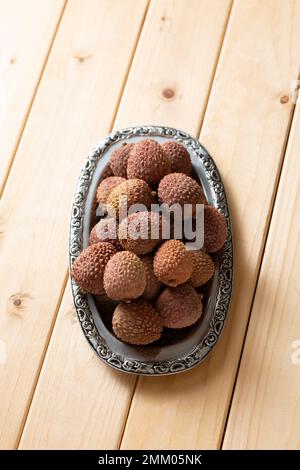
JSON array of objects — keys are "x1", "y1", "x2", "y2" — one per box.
[{"x1": 69, "y1": 125, "x2": 233, "y2": 376}]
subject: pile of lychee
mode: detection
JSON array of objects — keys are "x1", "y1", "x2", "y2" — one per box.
[{"x1": 72, "y1": 139, "x2": 227, "y2": 346}]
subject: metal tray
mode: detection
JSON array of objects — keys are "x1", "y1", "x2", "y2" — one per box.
[{"x1": 69, "y1": 126, "x2": 233, "y2": 375}]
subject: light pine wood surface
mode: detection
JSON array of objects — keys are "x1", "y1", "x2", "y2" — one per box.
[
  {"x1": 223, "y1": 103, "x2": 300, "y2": 450},
  {"x1": 0, "y1": 0, "x2": 300, "y2": 450},
  {"x1": 0, "y1": 0, "x2": 65, "y2": 195}
]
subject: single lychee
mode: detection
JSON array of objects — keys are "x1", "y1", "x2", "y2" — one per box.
[
  {"x1": 190, "y1": 250, "x2": 215, "y2": 287},
  {"x1": 110, "y1": 142, "x2": 134, "y2": 178},
  {"x1": 127, "y1": 139, "x2": 171, "y2": 186},
  {"x1": 71, "y1": 242, "x2": 117, "y2": 294},
  {"x1": 161, "y1": 141, "x2": 192, "y2": 175},
  {"x1": 118, "y1": 211, "x2": 161, "y2": 255},
  {"x1": 141, "y1": 255, "x2": 162, "y2": 301},
  {"x1": 103, "y1": 251, "x2": 146, "y2": 301},
  {"x1": 107, "y1": 178, "x2": 153, "y2": 219},
  {"x1": 158, "y1": 172, "x2": 206, "y2": 217},
  {"x1": 153, "y1": 239, "x2": 193, "y2": 287},
  {"x1": 112, "y1": 299, "x2": 163, "y2": 345},
  {"x1": 156, "y1": 283, "x2": 203, "y2": 329},
  {"x1": 89, "y1": 218, "x2": 122, "y2": 251},
  {"x1": 204, "y1": 205, "x2": 228, "y2": 252},
  {"x1": 96, "y1": 176, "x2": 126, "y2": 205}
]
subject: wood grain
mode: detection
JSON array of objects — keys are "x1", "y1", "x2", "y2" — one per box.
[
  {"x1": 19, "y1": 0, "x2": 231, "y2": 449},
  {"x1": 0, "y1": 0, "x2": 65, "y2": 195},
  {"x1": 120, "y1": 0, "x2": 300, "y2": 449},
  {"x1": 0, "y1": 0, "x2": 148, "y2": 450},
  {"x1": 223, "y1": 104, "x2": 300, "y2": 449},
  {"x1": 114, "y1": 0, "x2": 231, "y2": 132}
]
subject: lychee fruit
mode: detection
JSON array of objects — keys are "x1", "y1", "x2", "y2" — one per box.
[
  {"x1": 118, "y1": 211, "x2": 161, "y2": 255},
  {"x1": 107, "y1": 178, "x2": 153, "y2": 219},
  {"x1": 71, "y1": 242, "x2": 117, "y2": 294},
  {"x1": 96, "y1": 176, "x2": 126, "y2": 205},
  {"x1": 112, "y1": 299, "x2": 163, "y2": 345},
  {"x1": 127, "y1": 139, "x2": 171, "y2": 186},
  {"x1": 153, "y1": 239, "x2": 193, "y2": 287},
  {"x1": 161, "y1": 141, "x2": 192, "y2": 175},
  {"x1": 190, "y1": 250, "x2": 215, "y2": 287},
  {"x1": 158, "y1": 173, "x2": 206, "y2": 217},
  {"x1": 156, "y1": 283, "x2": 203, "y2": 329},
  {"x1": 204, "y1": 205, "x2": 228, "y2": 252},
  {"x1": 89, "y1": 218, "x2": 122, "y2": 251},
  {"x1": 103, "y1": 251, "x2": 146, "y2": 301},
  {"x1": 110, "y1": 142, "x2": 134, "y2": 178},
  {"x1": 141, "y1": 255, "x2": 162, "y2": 301}
]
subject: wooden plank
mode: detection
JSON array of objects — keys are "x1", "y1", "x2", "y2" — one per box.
[
  {"x1": 0, "y1": 0, "x2": 148, "y2": 450},
  {"x1": 114, "y1": 0, "x2": 231, "y2": 132},
  {"x1": 223, "y1": 104, "x2": 300, "y2": 449},
  {"x1": 120, "y1": 0, "x2": 300, "y2": 449},
  {"x1": 0, "y1": 0, "x2": 65, "y2": 195},
  {"x1": 19, "y1": 0, "x2": 232, "y2": 450}
]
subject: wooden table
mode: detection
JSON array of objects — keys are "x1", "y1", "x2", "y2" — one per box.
[{"x1": 0, "y1": 0, "x2": 299, "y2": 450}]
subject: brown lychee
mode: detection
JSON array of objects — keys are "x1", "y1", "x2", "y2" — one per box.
[
  {"x1": 89, "y1": 218, "x2": 122, "y2": 251},
  {"x1": 161, "y1": 141, "x2": 192, "y2": 175},
  {"x1": 107, "y1": 178, "x2": 153, "y2": 219},
  {"x1": 204, "y1": 205, "x2": 228, "y2": 252},
  {"x1": 96, "y1": 176, "x2": 126, "y2": 205},
  {"x1": 158, "y1": 173, "x2": 206, "y2": 217},
  {"x1": 103, "y1": 251, "x2": 146, "y2": 301},
  {"x1": 141, "y1": 255, "x2": 162, "y2": 301},
  {"x1": 110, "y1": 142, "x2": 134, "y2": 178},
  {"x1": 127, "y1": 139, "x2": 171, "y2": 186},
  {"x1": 153, "y1": 239, "x2": 193, "y2": 287},
  {"x1": 190, "y1": 250, "x2": 215, "y2": 287},
  {"x1": 71, "y1": 242, "x2": 117, "y2": 294},
  {"x1": 112, "y1": 299, "x2": 163, "y2": 345},
  {"x1": 118, "y1": 211, "x2": 161, "y2": 255},
  {"x1": 156, "y1": 283, "x2": 203, "y2": 329}
]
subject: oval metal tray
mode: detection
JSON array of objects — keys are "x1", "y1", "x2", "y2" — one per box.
[{"x1": 69, "y1": 126, "x2": 233, "y2": 375}]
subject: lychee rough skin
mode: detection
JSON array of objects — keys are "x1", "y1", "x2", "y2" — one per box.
[
  {"x1": 190, "y1": 250, "x2": 215, "y2": 287},
  {"x1": 161, "y1": 141, "x2": 192, "y2": 175},
  {"x1": 71, "y1": 242, "x2": 117, "y2": 295},
  {"x1": 110, "y1": 142, "x2": 134, "y2": 178},
  {"x1": 127, "y1": 139, "x2": 171, "y2": 186},
  {"x1": 103, "y1": 251, "x2": 146, "y2": 301},
  {"x1": 158, "y1": 173, "x2": 206, "y2": 216},
  {"x1": 96, "y1": 176, "x2": 126, "y2": 205},
  {"x1": 112, "y1": 299, "x2": 163, "y2": 345},
  {"x1": 118, "y1": 211, "x2": 161, "y2": 255},
  {"x1": 153, "y1": 239, "x2": 193, "y2": 287},
  {"x1": 204, "y1": 205, "x2": 228, "y2": 252},
  {"x1": 107, "y1": 178, "x2": 153, "y2": 219},
  {"x1": 89, "y1": 218, "x2": 122, "y2": 251},
  {"x1": 141, "y1": 255, "x2": 162, "y2": 301},
  {"x1": 156, "y1": 283, "x2": 203, "y2": 329}
]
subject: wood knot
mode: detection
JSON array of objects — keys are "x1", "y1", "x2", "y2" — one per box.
[
  {"x1": 280, "y1": 95, "x2": 289, "y2": 104},
  {"x1": 74, "y1": 53, "x2": 92, "y2": 64},
  {"x1": 161, "y1": 16, "x2": 166, "y2": 21},
  {"x1": 66, "y1": 306, "x2": 78, "y2": 323},
  {"x1": 162, "y1": 87, "x2": 175, "y2": 100},
  {"x1": 10, "y1": 58, "x2": 16, "y2": 65},
  {"x1": 8, "y1": 293, "x2": 32, "y2": 318}
]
